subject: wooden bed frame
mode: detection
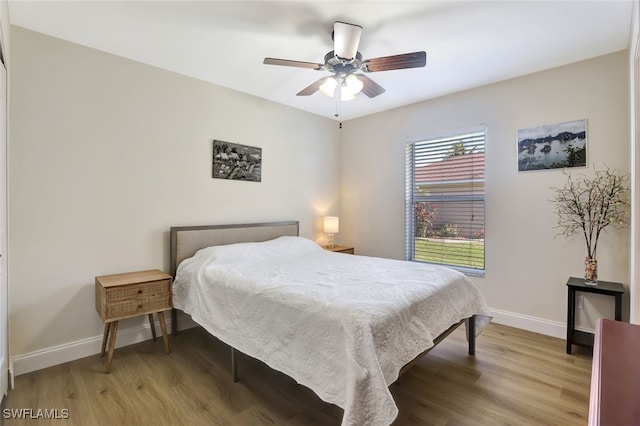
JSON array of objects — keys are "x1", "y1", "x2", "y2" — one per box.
[{"x1": 169, "y1": 221, "x2": 476, "y2": 382}]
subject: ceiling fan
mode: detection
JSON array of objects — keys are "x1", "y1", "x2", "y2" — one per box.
[{"x1": 263, "y1": 21, "x2": 427, "y2": 101}]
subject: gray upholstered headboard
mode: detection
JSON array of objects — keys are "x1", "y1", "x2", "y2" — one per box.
[{"x1": 169, "y1": 221, "x2": 300, "y2": 277}]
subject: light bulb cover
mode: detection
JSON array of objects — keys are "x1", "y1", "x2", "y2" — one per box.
[
  {"x1": 340, "y1": 86, "x2": 356, "y2": 101},
  {"x1": 319, "y1": 77, "x2": 338, "y2": 97},
  {"x1": 345, "y1": 74, "x2": 364, "y2": 94}
]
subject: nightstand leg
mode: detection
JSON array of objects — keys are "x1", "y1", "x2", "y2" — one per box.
[
  {"x1": 148, "y1": 314, "x2": 157, "y2": 341},
  {"x1": 566, "y1": 287, "x2": 576, "y2": 354},
  {"x1": 157, "y1": 311, "x2": 171, "y2": 354},
  {"x1": 105, "y1": 321, "x2": 118, "y2": 373},
  {"x1": 615, "y1": 294, "x2": 622, "y2": 321},
  {"x1": 100, "y1": 323, "x2": 110, "y2": 357}
]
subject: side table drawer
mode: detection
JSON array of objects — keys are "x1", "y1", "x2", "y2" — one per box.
[
  {"x1": 105, "y1": 279, "x2": 170, "y2": 303},
  {"x1": 105, "y1": 293, "x2": 171, "y2": 319}
]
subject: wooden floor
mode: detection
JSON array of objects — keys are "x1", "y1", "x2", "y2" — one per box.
[{"x1": 3, "y1": 323, "x2": 592, "y2": 425}]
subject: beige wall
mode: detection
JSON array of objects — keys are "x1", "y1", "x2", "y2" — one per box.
[
  {"x1": 8, "y1": 27, "x2": 339, "y2": 372},
  {"x1": 340, "y1": 51, "x2": 631, "y2": 336}
]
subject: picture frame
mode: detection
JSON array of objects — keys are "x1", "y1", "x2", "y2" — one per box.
[
  {"x1": 517, "y1": 119, "x2": 587, "y2": 172},
  {"x1": 212, "y1": 140, "x2": 262, "y2": 182}
]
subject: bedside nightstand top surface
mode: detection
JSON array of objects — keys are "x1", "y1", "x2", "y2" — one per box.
[
  {"x1": 566, "y1": 276, "x2": 624, "y2": 294},
  {"x1": 323, "y1": 245, "x2": 354, "y2": 254},
  {"x1": 96, "y1": 269, "x2": 171, "y2": 288}
]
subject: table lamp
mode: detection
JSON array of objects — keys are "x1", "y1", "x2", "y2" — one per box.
[{"x1": 323, "y1": 216, "x2": 339, "y2": 248}]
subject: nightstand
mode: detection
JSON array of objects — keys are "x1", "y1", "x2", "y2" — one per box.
[
  {"x1": 566, "y1": 276, "x2": 624, "y2": 354},
  {"x1": 95, "y1": 269, "x2": 172, "y2": 372},
  {"x1": 324, "y1": 245, "x2": 354, "y2": 254}
]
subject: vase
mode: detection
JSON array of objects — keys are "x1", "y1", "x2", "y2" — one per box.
[{"x1": 584, "y1": 257, "x2": 598, "y2": 285}]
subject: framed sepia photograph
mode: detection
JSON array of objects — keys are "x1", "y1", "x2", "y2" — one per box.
[
  {"x1": 212, "y1": 140, "x2": 262, "y2": 182},
  {"x1": 517, "y1": 119, "x2": 587, "y2": 172}
]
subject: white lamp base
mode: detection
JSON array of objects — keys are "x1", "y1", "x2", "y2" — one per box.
[{"x1": 326, "y1": 233, "x2": 335, "y2": 249}]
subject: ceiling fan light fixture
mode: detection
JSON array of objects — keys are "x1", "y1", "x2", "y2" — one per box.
[
  {"x1": 319, "y1": 77, "x2": 338, "y2": 97},
  {"x1": 338, "y1": 73, "x2": 363, "y2": 101},
  {"x1": 340, "y1": 84, "x2": 357, "y2": 101},
  {"x1": 345, "y1": 73, "x2": 364, "y2": 94}
]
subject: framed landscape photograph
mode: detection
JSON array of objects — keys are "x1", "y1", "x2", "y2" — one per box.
[
  {"x1": 212, "y1": 140, "x2": 262, "y2": 182},
  {"x1": 517, "y1": 119, "x2": 587, "y2": 172}
]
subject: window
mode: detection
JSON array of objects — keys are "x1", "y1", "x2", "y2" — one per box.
[{"x1": 405, "y1": 127, "x2": 485, "y2": 274}]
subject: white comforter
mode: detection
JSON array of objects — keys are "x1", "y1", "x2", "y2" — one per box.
[{"x1": 173, "y1": 236, "x2": 491, "y2": 426}]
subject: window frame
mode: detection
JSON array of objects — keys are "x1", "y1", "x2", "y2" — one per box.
[{"x1": 405, "y1": 125, "x2": 487, "y2": 276}]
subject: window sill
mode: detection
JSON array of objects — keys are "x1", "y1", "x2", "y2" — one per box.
[{"x1": 410, "y1": 260, "x2": 485, "y2": 278}]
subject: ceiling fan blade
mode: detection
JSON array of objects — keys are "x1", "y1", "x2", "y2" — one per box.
[
  {"x1": 297, "y1": 77, "x2": 331, "y2": 96},
  {"x1": 358, "y1": 75, "x2": 386, "y2": 98},
  {"x1": 263, "y1": 58, "x2": 324, "y2": 70},
  {"x1": 363, "y1": 51, "x2": 427, "y2": 72},
  {"x1": 333, "y1": 21, "x2": 362, "y2": 60}
]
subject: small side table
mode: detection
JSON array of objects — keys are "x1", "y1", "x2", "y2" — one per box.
[
  {"x1": 95, "y1": 269, "x2": 172, "y2": 372},
  {"x1": 566, "y1": 276, "x2": 624, "y2": 354},
  {"x1": 324, "y1": 245, "x2": 354, "y2": 254}
]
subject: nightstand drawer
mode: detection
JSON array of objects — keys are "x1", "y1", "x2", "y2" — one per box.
[
  {"x1": 105, "y1": 293, "x2": 171, "y2": 320},
  {"x1": 95, "y1": 270, "x2": 173, "y2": 323},
  {"x1": 105, "y1": 279, "x2": 170, "y2": 303}
]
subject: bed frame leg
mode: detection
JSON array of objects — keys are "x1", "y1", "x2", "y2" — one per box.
[
  {"x1": 171, "y1": 309, "x2": 178, "y2": 336},
  {"x1": 466, "y1": 315, "x2": 476, "y2": 355},
  {"x1": 231, "y1": 347, "x2": 238, "y2": 383}
]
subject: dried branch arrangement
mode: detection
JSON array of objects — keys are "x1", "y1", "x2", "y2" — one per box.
[{"x1": 550, "y1": 167, "x2": 630, "y2": 260}]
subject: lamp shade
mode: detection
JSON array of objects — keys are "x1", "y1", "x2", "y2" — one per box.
[
  {"x1": 319, "y1": 77, "x2": 338, "y2": 97},
  {"x1": 323, "y1": 216, "x2": 339, "y2": 234},
  {"x1": 345, "y1": 73, "x2": 364, "y2": 93},
  {"x1": 340, "y1": 85, "x2": 356, "y2": 101}
]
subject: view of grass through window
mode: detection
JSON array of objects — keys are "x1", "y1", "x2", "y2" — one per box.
[{"x1": 414, "y1": 238, "x2": 484, "y2": 269}]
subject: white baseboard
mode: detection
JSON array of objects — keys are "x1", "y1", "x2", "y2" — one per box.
[
  {"x1": 489, "y1": 308, "x2": 566, "y2": 339},
  {"x1": 11, "y1": 313, "x2": 197, "y2": 377},
  {"x1": 12, "y1": 308, "x2": 567, "y2": 377}
]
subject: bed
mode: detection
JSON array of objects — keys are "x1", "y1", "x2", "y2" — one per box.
[{"x1": 169, "y1": 221, "x2": 491, "y2": 426}]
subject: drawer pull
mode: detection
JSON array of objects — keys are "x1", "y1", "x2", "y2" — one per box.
[
  {"x1": 137, "y1": 305, "x2": 143, "y2": 310},
  {"x1": 137, "y1": 289, "x2": 143, "y2": 294}
]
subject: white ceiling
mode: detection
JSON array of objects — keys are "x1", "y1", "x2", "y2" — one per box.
[{"x1": 8, "y1": 1, "x2": 634, "y2": 121}]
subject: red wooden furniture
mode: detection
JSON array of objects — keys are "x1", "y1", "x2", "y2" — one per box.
[{"x1": 589, "y1": 318, "x2": 640, "y2": 425}]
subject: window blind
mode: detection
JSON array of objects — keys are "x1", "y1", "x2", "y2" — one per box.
[{"x1": 405, "y1": 129, "x2": 486, "y2": 273}]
